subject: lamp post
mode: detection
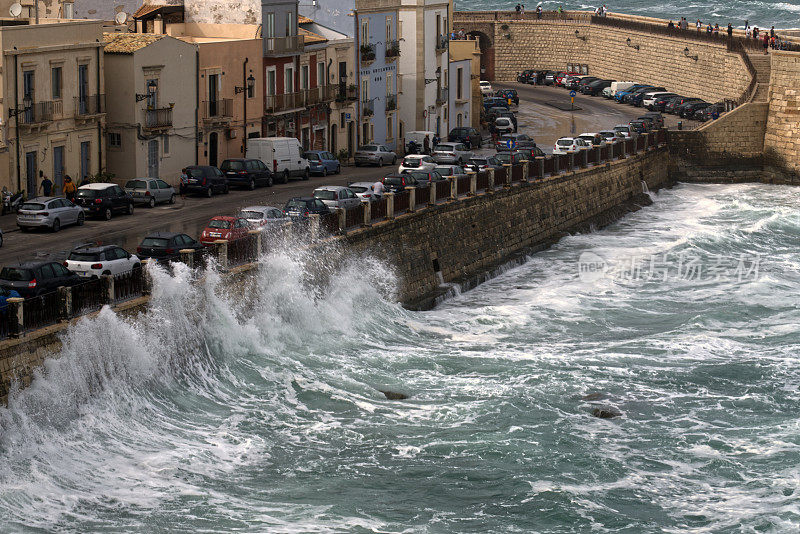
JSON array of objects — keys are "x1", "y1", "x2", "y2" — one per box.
[
  {"x1": 234, "y1": 58, "x2": 254, "y2": 154},
  {"x1": 135, "y1": 79, "x2": 157, "y2": 103}
]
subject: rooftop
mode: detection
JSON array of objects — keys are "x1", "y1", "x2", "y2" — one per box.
[
  {"x1": 300, "y1": 27, "x2": 326, "y2": 45},
  {"x1": 103, "y1": 32, "x2": 164, "y2": 54}
]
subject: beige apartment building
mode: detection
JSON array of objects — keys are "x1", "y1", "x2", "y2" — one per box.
[
  {"x1": 0, "y1": 19, "x2": 105, "y2": 195},
  {"x1": 103, "y1": 32, "x2": 197, "y2": 185},
  {"x1": 449, "y1": 38, "x2": 481, "y2": 129}
]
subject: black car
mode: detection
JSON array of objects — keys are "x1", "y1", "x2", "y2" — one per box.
[
  {"x1": 582, "y1": 79, "x2": 613, "y2": 96},
  {"x1": 515, "y1": 146, "x2": 546, "y2": 159},
  {"x1": 465, "y1": 156, "x2": 503, "y2": 172},
  {"x1": 496, "y1": 133, "x2": 536, "y2": 151},
  {"x1": 517, "y1": 69, "x2": 536, "y2": 83},
  {"x1": 382, "y1": 173, "x2": 426, "y2": 193},
  {"x1": 543, "y1": 71, "x2": 557, "y2": 85},
  {"x1": 652, "y1": 95, "x2": 683, "y2": 112},
  {"x1": 448, "y1": 127, "x2": 482, "y2": 148},
  {"x1": 0, "y1": 260, "x2": 82, "y2": 298},
  {"x1": 665, "y1": 97, "x2": 702, "y2": 114},
  {"x1": 623, "y1": 86, "x2": 664, "y2": 104},
  {"x1": 695, "y1": 102, "x2": 725, "y2": 121},
  {"x1": 678, "y1": 101, "x2": 709, "y2": 118},
  {"x1": 494, "y1": 151, "x2": 526, "y2": 165},
  {"x1": 495, "y1": 89, "x2": 519, "y2": 105},
  {"x1": 283, "y1": 197, "x2": 331, "y2": 220},
  {"x1": 136, "y1": 232, "x2": 203, "y2": 262},
  {"x1": 75, "y1": 183, "x2": 134, "y2": 221},
  {"x1": 399, "y1": 170, "x2": 441, "y2": 187},
  {"x1": 219, "y1": 159, "x2": 273, "y2": 190},
  {"x1": 184, "y1": 165, "x2": 229, "y2": 197},
  {"x1": 482, "y1": 97, "x2": 509, "y2": 112},
  {"x1": 641, "y1": 112, "x2": 664, "y2": 129},
  {"x1": 575, "y1": 76, "x2": 599, "y2": 91}
]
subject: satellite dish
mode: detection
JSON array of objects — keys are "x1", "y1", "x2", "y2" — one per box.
[
  {"x1": 115, "y1": 11, "x2": 127, "y2": 25},
  {"x1": 9, "y1": 3, "x2": 22, "y2": 17}
]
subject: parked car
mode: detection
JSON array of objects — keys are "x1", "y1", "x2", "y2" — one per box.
[
  {"x1": 576, "y1": 76, "x2": 600, "y2": 92},
  {"x1": 628, "y1": 120, "x2": 649, "y2": 134},
  {"x1": 495, "y1": 117, "x2": 515, "y2": 135},
  {"x1": 565, "y1": 75, "x2": 592, "y2": 90},
  {"x1": 200, "y1": 216, "x2": 252, "y2": 246},
  {"x1": 599, "y1": 130, "x2": 625, "y2": 143},
  {"x1": 238, "y1": 206, "x2": 287, "y2": 227},
  {"x1": 354, "y1": 144, "x2": 397, "y2": 167},
  {"x1": 496, "y1": 133, "x2": 536, "y2": 151},
  {"x1": 482, "y1": 97, "x2": 510, "y2": 112},
  {"x1": 431, "y1": 142, "x2": 473, "y2": 165},
  {"x1": 382, "y1": 173, "x2": 428, "y2": 192},
  {"x1": 219, "y1": 158, "x2": 274, "y2": 189},
  {"x1": 75, "y1": 183, "x2": 134, "y2": 220},
  {"x1": 403, "y1": 170, "x2": 444, "y2": 186},
  {"x1": 495, "y1": 89, "x2": 519, "y2": 105},
  {"x1": 124, "y1": 178, "x2": 177, "y2": 207},
  {"x1": 608, "y1": 81, "x2": 636, "y2": 98},
  {"x1": 283, "y1": 197, "x2": 331, "y2": 220},
  {"x1": 629, "y1": 87, "x2": 667, "y2": 107},
  {"x1": 65, "y1": 244, "x2": 140, "y2": 279},
  {"x1": 641, "y1": 112, "x2": 665, "y2": 129},
  {"x1": 678, "y1": 100, "x2": 710, "y2": 118},
  {"x1": 246, "y1": 137, "x2": 309, "y2": 182},
  {"x1": 399, "y1": 154, "x2": 437, "y2": 173},
  {"x1": 613, "y1": 124, "x2": 636, "y2": 138},
  {"x1": 543, "y1": 71, "x2": 557, "y2": 85},
  {"x1": 465, "y1": 156, "x2": 503, "y2": 173},
  {"x1": 347, "y1": 182, "x2": 382, "y2": 202},
  {"x1": 313, "y1": 186, "x2": 362, "y2": 210},
  {"x1": 513, "y1": 146, "x2": 546, "y2": 160},
  {"x1": 0, "y1": 260, "x2": 81, "y2": 298},
  {"x1": 635, "y1": 116, "x2": 656, "y2": 131},
  {"x1": 136, "y1": 232, "x2": 203, "y2": 262},
  {"x1": 448, "y1": 127, "x2": 482, "y2": 148},
  {"x1": 434, "y1": 165, "x2": 468, "y2": 179},
  {"x1": 555, "y1": 72, "x2": 572, "y2": 86},
  {"x1": 583, "y1": 79, "x2": 613, "y2": 96},
  {"x1": 614, "y1": 83, "x2": 649, "y2": 102},
  {"x1": 492, "y1": 109, "x2": 518, "y2": 131},
  {"x1": 653, "y1": 94, "x2": 684, "y2": 112},
  {"x1": 642, "y1": 92, "x2": 677, "y2": 109},
  {"x1": 17, "y1": 197, "x2": 84, "y2": 232},
  {"x1": 665, "y1": 97, "x2": 702, "y2": 114},
  {"x1": 183, "y1": 165, "x2": 229, "y2": 197},
  {"x1": 577, "y1": 133, "x2": 607, "y2": 147},
  {"x1": 553, "y1": 137, "x2": 590, "y2": 154},
  {"x1": 303, "y1": 150, "x2": 341, "y2": 176},
  {"x1": 494, "y1": 151, "x2": 527, "y2": 165},
  {"x1": 517, "y1": 69, "x2": 536, "y2": 83},
  {"x1": 479, "y1": 80, "x2": 493, "y2": 95},
  {"x1": 695, "y1": 102, "x2": 725, "y2": 121}
]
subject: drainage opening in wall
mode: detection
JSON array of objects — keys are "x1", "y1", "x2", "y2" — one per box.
[{"x1": 432, "y1": 258, "x2": 441, "y2": 273}]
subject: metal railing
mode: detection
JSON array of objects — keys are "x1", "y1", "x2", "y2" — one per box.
[
  {"x1": 265, "y1": 92, "x2": 302, "y2": 113},
  {"x1": 385, "y1": 39, "x2": 400, "y2": 58},
  {"x1": 74, "y1": 94, "x2": 105, "y2": 116},
  {"x1": 202, "y1": 98, "x2": 233, "y2": 120},
  {"x1": 144, "y1": 107, "x2": 173, "y2": 129},
  {"x1": 363, "y1": 100, "x2": 374, "y2": 117},
  {"x1": 263, "y1": 34, "x2": 305, "y2": 55},
  {"x1": 337, "y1": 84, "x2": 357, "y2": 102},
  {"x1": 17, "y1": 100, "x2": 62, "y2": 125}
]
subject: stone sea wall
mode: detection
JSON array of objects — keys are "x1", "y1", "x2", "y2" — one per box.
[{"x1": 764, "y1": 50, "x2": 800, "y2": 173}]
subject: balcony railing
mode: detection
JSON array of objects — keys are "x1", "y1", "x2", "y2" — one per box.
[
  {"x1": 436, "y1": 35, "x2": 448, "y2": 52},
  {"x1": 265, "y1": 87, "x2": 338, "y2": 114},
  {"x1": 386, "y1": 94, "x2": 397, "y2": 111},
  {"x1": 74, "y1": 94, "x2": 105, "y2": 117},
  {"x1": 436, "y1": 87, "x2": 448, "y2": 105},
  {"x1": 360, "y1": 43, "x2": 376, "y2": 63},
  {"x1": 336, "y1": 84, "x2": 357, "y2": 102},
  {"x1": 362, "y1": 100, "x2": 374, "y2": 117},
  {"x1": 385, "y1": 40, "x2": 400, "y2": 59},
  {"x1": 17, "y1": 100, "x2": 62, "y2": 125},
  {"x1": 263, "y1": 35, "x2": 304, "y2": 56},
  {"x1": 202, "y1": 98, "x2": 233, "y2": 120},
  {"x1": 144, "y1": 106, "x2": 173, "y2": 129},
  {"x1": 303, "y1": 85, "x2": 337, "y2": 106}
]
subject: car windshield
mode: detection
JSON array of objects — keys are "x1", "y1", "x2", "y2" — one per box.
[
  {"x1": 557, "y1": 139, "x2": 573, "y2": 146},
  {"x1": 349, "y1": 186, "x2": 368, "y2": 193},
  {"x1": 495, "y1": 154, "x2": 512, "y2": 163},
  {"x1": 68, "y1": 251, "x2": 101, "y2": 262},
  {"x1": 304, "y1": 153, "x2": 321, "y2": 161},
  {"x1": 313, "y1": 190, "x2": 337, "y2": 201},
  {"x1": 141, "y1": 237, "x2": 169, "y2": 248},
  {"x1": 285, "y1": 199, "x2": 309, "y2": 210},
  {"x1": 0, "y1": 267, "x2": 32, "y2": 281},
  {"x1": 434, "y1": 145, "x2": 455, "y2": 152},
  {"x1": 220, "y1": 161, "x2": 244, "y2": 171},
  {"x1": 208, "y1": 220, "x2": 232, "y2": 229},
  {"x1": 76, "y1": 189, "x2": 98, "y2": 198},
  {"x1": 359, "y1": 145, "x2": 378, "y2": 152},
  {"x1": 125, "y1": 180, "x2": 148, "y2": 189},
  {"x1": 239, "y1": 211, "x2": 264, "y2": 220},
  {"x1": 383, "y1": 176, "x2": 404, "y2": 186},
  {"x1": 614, "y1": 127, "x2": 628, "y2": 132},
  {"x1": 20, "y1": 203, "x2": 46, "y2": 211},
  {"x1": 403, "y1": 157, "x2": 420, "y2": 166}
]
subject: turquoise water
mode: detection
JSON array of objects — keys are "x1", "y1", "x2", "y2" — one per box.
[
  {"x1": 455, "y1": 0, "x2": 800, "y2": 29},
  {"x1": 1, "y1": 183, "x2": 800, "y2": 532}
]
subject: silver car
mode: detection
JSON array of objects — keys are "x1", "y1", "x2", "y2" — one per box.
[
  {"x1": 348, "y1": 181, "x2": 381, "y2": 202},
  {"x1": 432, "y1": 142, "x2": 473, "y2": 165},
  {"x1": 17, "y1": 197, "x2": 84, "y2": 232},
  {"x1": 354, "y1": 144, "x2": 397, "y2": 167},
  {"x1": 124, "y1": 178, "x2": 176, "y2": 208},
  {"x1": 312, "y1": 186, "x2": 362, "y2": 210},
  {"x1": 238, "y1": 205, "x2": 287, "y2": 227},
  {"x1": 434, "y1": 165, "x2": 468, "y2": 180}
]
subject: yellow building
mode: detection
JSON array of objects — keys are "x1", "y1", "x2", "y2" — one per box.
[{"x1": 449, "y1": 38, "x2": 481, "y2": 130}]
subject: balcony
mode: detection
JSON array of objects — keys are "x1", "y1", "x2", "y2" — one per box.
[
  {"x1": 386, "y1": 95, "x2": 396, "y2": 112},
  {"x1": 362, "y1": 100, "x2": 374, "y2": 117},
  {"x1": 385, "y1": 40, "x2": 400, "y2": 59},
  {"x1": 74, "y1": 95, "x2": 105, "y2": 118},
  {"x1": 436, "y1": 35, "x2": 448, "y2": 53},
  {"x1": 336, "y1": 84, "x2": 357, "y2": 103},
  {"x1": 202, "y1": 98, "x2": 233, "y2": 123},
  {"x1": 263, "y1": 35, "x2": 304, "y2": 56},
  {"x1": 436, "y1": 87, "x2": 448, "y2": 105},
  {"x1": 360, "y1": 43, "x2": 376, "y2": 63},
  {"x1": 144, "y1": 107, "x2": 173, "y2": 130},
  {"x1": 265, "y1": 92, "x2": 303, "y2": 114},
  {"x1": 303, "y1": 85, "x2": 337, "y2": 106},
  {"x1": 17, "y1": 100, "x2": 62, "y2": 126}
]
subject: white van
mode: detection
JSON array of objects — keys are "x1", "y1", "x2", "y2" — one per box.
[
  {"x1": 609, "y1": 81, "x2": 635, "y2": 97},
  {"x1": 245, "y1": 137, "x2": 310, "y2": 183}
]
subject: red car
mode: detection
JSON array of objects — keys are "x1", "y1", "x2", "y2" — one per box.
[{"x1": 199, "y1": 216, "x2": 252, "y2": 246}]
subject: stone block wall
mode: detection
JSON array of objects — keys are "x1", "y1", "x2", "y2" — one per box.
[{"x1": 764, "y1": 51, "x2": 800, "y2": 173}]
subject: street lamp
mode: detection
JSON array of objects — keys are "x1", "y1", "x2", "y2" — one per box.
[
  {"x1": 235, "y1": 73, "x2": 256, "y2": 96},
  {"x1": 135, "y1": 79, "x2": 157, "y2": 102},
  {"x1": 9, "y1": 94, "x2": 32, "y2": 118}
]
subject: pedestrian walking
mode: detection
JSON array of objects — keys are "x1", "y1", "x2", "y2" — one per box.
[
  {"x1": 63, "y1": 175, "x2": 76, "y2": 203},
  {"x1": 38, "y1": 171, "x2": 53, "y2": 197},
  {"x1": 763, "y1": 32, "x2": 770, "y2": 53},
  {"x1": 372, "y1": 179, "x2": 384, "y2": 199},
  {"x1": 536, "y1": 4, "x2": 542, "y2": 18},
  {"x1": 423, "y1": 135, "x2": 430, "y2": 155},
  {"x1": 696, "y1": 19, "x2": 702, "y2": 33},
  {"x1": 179, "y1": 168, "x2": 189, "y2": 198}
]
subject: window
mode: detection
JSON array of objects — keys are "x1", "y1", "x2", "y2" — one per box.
[
  {"x1": 457, "y1": 113, "x2": 462, "y2": 127},
  {"x1": 266, "y1": 67, "x2": 276, "y2": 95},
  {"x1": 457, "y1": 67, "x2": 463, "y2": 99},
  {"x1": 361, "y1": 20, "x2": 369, "y2": 44},
  {"x1": 386, "y1": 72, "x2": 392, "y2": 97},
  {"x1": 387, "y1": 115, "x2": 393, "y2": 140},
  {"x1": 51, "y1": 66, "x2": 62, "y2": 99},
  {"x1": 386, "y1": 17, "x2": 392, "y2": 41},
  {"x1": 108, "y1": 132, "x2": 121, "y2": 148},
  {"x1": 63, "y1": 2, "x2": 73, "y2": 18},
  {"x1": 317, "y1": 62, "x2": 325, "y2": 87},
  {"x1": 265, "y1": 12, "x2": 275, "y2": 38},
  {"x1": 361, "y1": 79, "x2": 368, "y2": 102},
  {"x1": 287, "y1": 11, "x2": 295, "y2": 35},
  {"x1": 301, "y1": 65, "x2": 309, "y2": 90},
  {"x1": 162, "y1": 134, "x2": 170, "y2": 155},
  {"x1": 285, "y1": 66, "x2": 294, "y2": 93}
]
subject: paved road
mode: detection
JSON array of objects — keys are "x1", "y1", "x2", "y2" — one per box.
[{"x1": 0, "y1": 84, "x2": 694, "y2": 264}]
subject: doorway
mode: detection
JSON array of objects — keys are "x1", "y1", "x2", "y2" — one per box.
[
  {"x1": 209, "y1": 132, "x2": 219, "y2": 167},
  {"x1": 347, "y1": 122, "x2": 354, "y2": 156},
  {"x1": 53, "y1": 146, "x2": 64, "y2": 193},
  {"x1": 147, "y1": 139, "x2": 159, "y2": 178},
  {"x1": 330, "y1": 124, "x2": 337, "y2": 154},
  {"x1": 80, "y1": 141, "x2": 91, "y2": 182},
  {"x1": 25, "y1": 151, "x2": 37, "y2": 195}
]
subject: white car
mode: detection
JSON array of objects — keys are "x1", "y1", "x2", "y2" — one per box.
[
  {"x1": 431, "y1": 142, "x2": 473, "y2": 165},
  {"x1": 599, "y1": 130, "x2": 625, "y2": 143},
  {"x1": 398, "y1": 154, "x2": 437, "y2": 173},
  {"x1": 238, "y1": 205, "x2": 287, "y2": 227},
  {"x1": 312, "y1": 186, "x2": 362, "y2": 210},
  {"x1": 642, "y1": 92, "x2": 676, "y2": 109},
  {"x1": 479, "y1": 81, "x2": 493, "y2": 95},
  {"x1": 348, "y1": 181, "x2": 381, "y2": 202},
  {"x1": 65, "y1": 244, "x2": 140, "y2": 279},
  {"x1": 577, "y1": 132, "x2": 607, "y2": 148},
  {"x1": 495, "y1": 117, "x2": 515, "y2": 135},
  {"x1": 553, "y1": 137, "x2": 590, "y2": 154}
]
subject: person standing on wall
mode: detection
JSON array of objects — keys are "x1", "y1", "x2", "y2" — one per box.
[
  {"x1": 727, "y1": 23, "x2": 733, "y2": 39},
  {"x1": 536, "y1": 4, "x2": 542, "y2": 19},
  {"x1": 696, "y1": 19, "x2": 702, "y2": 33},
  {"x1": 515, "y1": 4, "x2": 521, "y2": 19}
]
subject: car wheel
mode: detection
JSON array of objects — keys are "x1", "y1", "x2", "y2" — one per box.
[
  {"x1": 52, "y1": 218, "x2": 60, "y2": 232},
  {"x1": 148, "y1": 197, "x2": 156, "y2": 208},
  {"x1": 77, "y1": 213, "x2": 85, "y2": 226},
  {"x1": 392, "y1": 156, "x2": 397, "y2": 165},
  {"x1": 127, "y1": 203, "x2": 134, "y2": 215},
  {"x1": 302, "y1": 168, "x2": 310, "y2": 181},
  {"x1": 223, "y1": 184, "x2": 229, "y2": 194},
  {"x1": 248, "y1": 179, "x2": 256, "y2": 191},
  {"x1": 266, "y1": 175, "x2": 274, "y2": 187},
  {"x1": 169, "y1": 194, "x2": 175, "y2": 204},
  {"x1": 104, "y1": 208, "x2": 112, "y2": 221},
  {"x1": 322, "y1": 167, "x2": 328, "y2": 177},
  {"x1": 336, "y1": 164, "x2": 341, "y2": 174},
  {"x1": 206, "y1": 187, "x2": 213, "y2": 198},
  {"x1": 378, "y1": 157, "x2": 384, "y2": 167}
]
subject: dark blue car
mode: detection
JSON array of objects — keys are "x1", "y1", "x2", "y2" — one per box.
[{"x1": 303, "y1": 151, "x2": 341, "y2": 176}]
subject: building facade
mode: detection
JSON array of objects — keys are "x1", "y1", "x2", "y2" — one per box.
[
  {"x1": 449, "y1": 38, "x2": 480, "y2": 129},
  {"x1": 1, "y1": 20, "x2": 106, "y2": 195},
  {"x1": 103, "y1": 33, "x2": 197, "y2": 185}
]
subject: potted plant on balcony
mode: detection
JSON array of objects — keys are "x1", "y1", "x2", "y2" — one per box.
[{"x1": 360, "y1": 44, "x2": 376, "y2": 62}]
